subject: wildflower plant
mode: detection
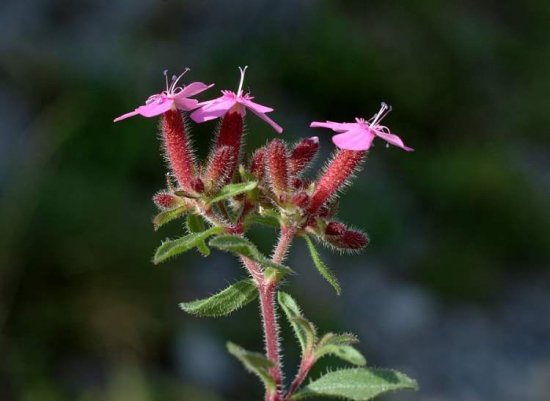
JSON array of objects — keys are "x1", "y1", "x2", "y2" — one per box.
[{"x1": 115, "y1": 67, "x2": 417, "y2": 401}]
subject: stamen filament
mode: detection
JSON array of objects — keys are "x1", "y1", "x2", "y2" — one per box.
[
  {"x1": 170, "y1": 68, "x2": 190, "y2": 94},
  {"x1": 237, "y1": 65, "x2": 249, "y2": 97}
]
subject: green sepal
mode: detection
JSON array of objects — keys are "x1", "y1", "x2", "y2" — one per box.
[
  {"x1": 179, "y1": 279, "x2": 258, "y2": 317},
  {"x1": 304, "y1": 236, "x2": 341, "y2": 295},
  {"x1": 186, "y1": 214, "x2": 210, "y2": 256},
  {"x1": 153, "y1": 226, "x2": 223, "y2": 264},
  {"x1": 209, "y1": 235, "x2": 293, "y2": 274},
  {"x1": 153, "y1": 206, "x2": 187, "y2": 231},
  {"x1": 207, "y1": 181, "x2": 257, "y2": 205},
  {"x1": 226, "y1": 342, "x2": 276, "y2": 392},
  {"x1": 277, "y1": 291, "x2": 317, "y2": 354},
  {"x1": 290, "y1": 368, "x2": 418, "y2": 401}
]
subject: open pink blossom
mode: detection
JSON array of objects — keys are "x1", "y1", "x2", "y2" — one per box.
[
  {"x1": 191, "y1": 66, "x2": 283, "y2": 134},
  {"x1": 310, "y1": 103, "x2": 413, "y2": 151},
  {"x1": 114, "y1": 69, "x2": 213, "y2": 122}
]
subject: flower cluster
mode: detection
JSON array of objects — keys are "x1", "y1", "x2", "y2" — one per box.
[
  {"x1": 115, "y1": 67, "x2": 412, "y2": 243},
  {"x1": 114, "y1": 66, "x2": 416, "y2": 401}
]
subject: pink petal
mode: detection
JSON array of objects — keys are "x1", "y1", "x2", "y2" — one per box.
[
  {"x1": 375, "y1": 129, "x2": 414, "y2": 151},
  {"x1": 248, "y1": 107, "x2": 283, "y2": 134},
  {"x1": 113, "y1": 110, "x2": 139, "y2": 122},
  {"x1": 136, "y1": 99, "x2": 174, "y2": 117},
  {"x1": 332, "y1": 127, "x2": 375, "y2": 151},
  {"x1": 241, "y1": 98, "x2": 274, "y2": 113},
  {"x1": 310, "y1": 121, "x2": 357, "y2": 133},
  {"x1": 177, "y1": 82, "x2": 214, "y2": 98},
  {"x1": 190, "y1": 97, "x2": 237, "y2": 123},
  {"x1": 173, "y1": 97, "x2": 199, "y2": 111}
]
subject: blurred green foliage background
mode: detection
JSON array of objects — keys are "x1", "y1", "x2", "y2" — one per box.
[{"x1": 1, "y1": 1, "x2": 549, "y2": 400}]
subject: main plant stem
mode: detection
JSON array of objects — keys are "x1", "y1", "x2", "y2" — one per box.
[{"x1": 243, "y1": 226, "x2": 295, "y2": 401}]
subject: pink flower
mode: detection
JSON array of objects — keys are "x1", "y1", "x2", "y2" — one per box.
[
  {"x1": 310, "y1": 103, "x2": 413, "y2": 151},
  {"x1": 191, "y1": 66, "x2": 283, "y2": 134},
  {"x1": 114, "y1": 69, "x2": 213, "y2": 122}
]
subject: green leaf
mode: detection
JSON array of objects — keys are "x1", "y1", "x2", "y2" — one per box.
[
  {"x1": 208, "y1": 181, "x2": 257, "y2": 204},
  {"x1": 179, "y1": 279, "x2": 258, "y2": 317},
  {"x1": 153, "y1": 206, "x2": 187, "y2": 231},
  {"x1": 317, "y1": 333, "x2": 359, "y2": 347},
  {"x1": 315, "y1": 344, "x2": 366, "y2": 366},
  {"x1": 277, "y1": 291, "x2": 316, "y2": 354},
  {"x1": 304, "y1": 236, "x2": 341, "y2": 295},
  {"x1": 209, "y1": 235, "x2": 293, "y2": 274},
  {"x1": 186, "y1": 215, "x2": 210, "y2": 256},
  {"x1": 245, "y1": 214, "x2": 280, "y2": 229},
  {"x1": 226, "y1": 342, "x2": 276, "y2": 392},
  {"x1": 153, "y1": 226, "x2": 223, "y2": 264},
  {"x1": 291, "y1": 368, "x2": 418, "y2": 401}
]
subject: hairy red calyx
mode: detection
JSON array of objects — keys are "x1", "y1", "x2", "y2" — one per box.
[
  {"x1": 204, "y1": 145, "x2": 235, "y2": 192},
  {"x1": 307, "y1": 150, "x2": 366, "y2": 215},
  {"x1": 161, "y1": 110, "x2": 196, "y2": 191},
  {"x1": 289, "y1": 137, "x2": 319, "y2": 176},
  {"x1": 266, "y1": 139, "x2": 290, "y2": 197},
  {"x1": 214, "y1": 111, "x2": 244, "y2": 185}
]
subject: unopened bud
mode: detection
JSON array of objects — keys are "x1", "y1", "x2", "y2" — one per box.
[
  {"x1": 153, "y1": 192, "x2": 180, "y2": 209},
  {"x1": 266, "y1": 139, "x2": 289, "y2": 196},
  {"x1": 328, "y1": 229, "x2": 369, "y2": 250},
  {"x1": 325, "y1": 221, "x2": 346, "y2": 236},
  {"x1": 341, "y1": 230, "x2": 369, "y2": 249},
  {"x1": 289, "y1": 136, "x2": 319, "y2": 175},
  {"x1": 250, "y1": 147, "x2": 267, "y2": 181},
  {"x1": 307, "y1": 150, "x2": 365, "y2": 215},
  {"x1": 291, "y1": 178, "x2": 303, "y2": 189},
  {"x1": 161, "y1": 110, "x2": 196, "y2": 192},
  {"x1": 292, "y1": 192, "x2": 310, "y2": 209},
  {"x1": 205, "y1": 146, "x2": 235, "y2": 192},
  {"x1": 190, "y1": 177, "x2": 205, "y2": 194}
]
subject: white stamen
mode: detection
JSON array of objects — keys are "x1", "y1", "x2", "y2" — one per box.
[
  {"x1": 370, "y1": 102, "x2": 392, "y2": 126},
  {"x1": 237, "y1": 65, "x2": 248, "y2": 97},
  {"x1": 163, "y1": 69, "x2": 169, "y2": 92},
  {"x1": 169, "y1": 68, "x2": 190, "y2": 93}
]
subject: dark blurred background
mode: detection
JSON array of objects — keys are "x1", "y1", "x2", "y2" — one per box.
[{"x1": 1, "y1": 1, "x2": 549, "y2": 400}]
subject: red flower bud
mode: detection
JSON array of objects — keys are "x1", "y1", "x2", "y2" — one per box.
[
  {"x1": 341, "y1": 230, "x2": 369, "y2": 249},
  {"x1": 204, "y1": 145, "x2": 235, "y2": 192},
  {"x1": 327, "y1": 229, "x2": 369, "y2": 250},
  {"x1": 325, "y1": 221, "x2": 346, "y2": 236},
  {"x1": 161, "y1": 110, "x2": 196, "y2": 192},
  {"x1": 250, "y1": 147, "x2": 267, "y2": 182},
  {"x1": 153, "y1": 192, "x2": 180, "y2": 209},
  {"x1": 214, "y1": 111, "x2": 244, "y2": 184},
  {"x1": 292, "y1": 192, "x2": 310, "y2": 208},
  {"x1": 266, "y1": 139, "x2": 289, "y2": 196},
  {"x1": 190, "y1": 177, "x2": 205, "y2": 194},
  {"x1": 307, "y1": 150, "x2": 365, "y2": 215},
  {"x1": 289, "y1": 136, "x2": 319, "y2": 175}
]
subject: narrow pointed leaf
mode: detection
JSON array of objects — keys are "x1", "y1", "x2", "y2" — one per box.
[
  {"x1": 291, "y1": 368, "x2": 417, "y2": 401},
  {"x1": 318, "y1": 332, "x2": 359, "y2": 347},
  {"x1": 277, "y1": 291, "x2": 316, "y2": 354},
  {"x1": 208, "y1": 181, "x2": 257, "y2": 204},
  {"x1": 153, "y1": 227, "x2": 223, "y2": 264},
  {"x1": 304, "y1": 236, "x2": 341, "y2": 295},
  {"x1": 186, "y1": 214, "x2": 210, "y2": 256},
  {"x1": 315, "y1": 344, "x2": 366, "y2": 366},
  {"x1": 227, "y1": 342, "x2": 276, "y2": 392},
  {"x1": 153, "y1": 206, "x2": 187, "y2": 231},
  {"x1": 209, "y1": 235, "x2": 293, "y2": 274},
  {"x1": 180, "y1": 279, "x2": 258, "y2": 317}
]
